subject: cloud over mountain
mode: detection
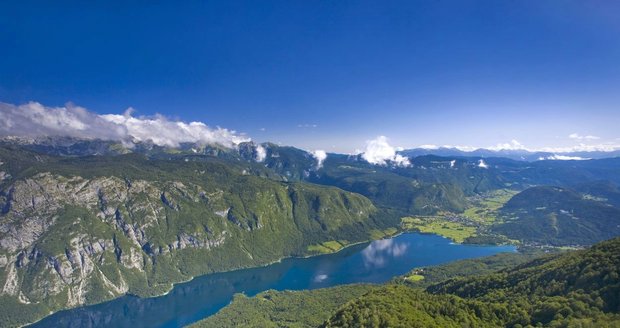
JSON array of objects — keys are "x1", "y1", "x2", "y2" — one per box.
[
  {"x1": 488, "y1": 139, "x2": 527, "y2": 151},
  {"x1": 569, "y1": 133, "x2": 600, "y2": 141},
  {"x1": 312, "y1": 150, "x2": 327, "y2": 168},
  {"x1": 361, "y1": 136, "x2": 410, "y2": 167},
  {"x1": 0, "y1": 102, "x2": 249, "y2": 148},
  {"x1": 255, "y1": 144, "x2": 267, "y2": 162},
  {"x1": 540, "y1": 154, "x2": 589, "y2": 161}
]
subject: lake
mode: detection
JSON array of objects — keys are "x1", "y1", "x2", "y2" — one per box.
[{"x1": 29, "y1": 233, "x2": 516, "y2": 328}]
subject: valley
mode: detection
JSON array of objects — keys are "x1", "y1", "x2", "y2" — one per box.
[
  {"x1": 0, "y1": 139, "x2": 619, "y2": 327},
  {"x1": 28, "y1": 233, "x2": 515, "y2": 328},
  {"x1": 3, "y1": 3, "x2": 619, "y2": 326},
  {"x1": 195, "y1": 237, "x2": 620, "y2": 328}
]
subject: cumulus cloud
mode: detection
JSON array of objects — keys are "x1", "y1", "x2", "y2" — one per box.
[
  {"x1": 361, "y1": 136, "x2": 411, "y2": 167},
  {"x1": 255, "y1": 144, "x2": 267, "y2": 162},
  {"x1": 0, "y1": 101, "x2": 250, "y2": 148},
  {"x1": 0, "y1": 102, "x2": 126, "y2": 141},
  {"x1": 478, "y1": 159, "x2": 489, "y2": 168},
  {"x1": 312, "y1": 149, "x2": 327, "y2": 168},
  {"x1": 569, "y1": 133, "x2": 600, "y2": 141}
]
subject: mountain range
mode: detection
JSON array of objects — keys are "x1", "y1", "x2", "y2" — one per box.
[
  {"x1": 399, "y1": 146, "x2": 620, "y2": 161},
  {"x1": 0, "y1": 137, "x2": 619, "y2": 327}
]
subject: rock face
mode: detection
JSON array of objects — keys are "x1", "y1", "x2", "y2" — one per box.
[
  {"x1": 1, "y1": 174, "x2": 157, "y2": 306},
  {"x1": 0, "y1": 166, "x2": 376, "y2": 326}
]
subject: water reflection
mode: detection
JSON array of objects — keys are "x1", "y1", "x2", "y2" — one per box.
[
  {"x1": 30, "y1": 233, "x2": 515, "y2": 328},
  {"x1": 313, "y1": 273, "x2": 328, "y2": 282},
  {"x1": 361, "y1": 238, "x2": 409, "y2": 268}
]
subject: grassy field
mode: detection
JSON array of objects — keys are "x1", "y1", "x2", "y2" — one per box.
[
  {"x1": 463, "y1": 189, "x2": 518, "y2": 223},
  {"x1": 369, "y1": 227, "x2": 399, "y2": 240},
  {"x1": 307, "y1": 240, "x2": 347, "y2": 254},
  {"x1": 400, "y1": 189, "x2": 518, "y2": 244},
  {"x1": 404, "y1": 274, "x2": 425, "y2": 282},
  {"x1": 307, "y1": 244, "x2": 333, "y2": 254},
  {"x1": 401, "y1": 217, "x2": 476, "y2": 243},
  {"x1": 307, "y1": 228, "x2": 399, "y2": 254},
  {"x1": 308, "y1": 190, "x2": 517, "y2": 252}
]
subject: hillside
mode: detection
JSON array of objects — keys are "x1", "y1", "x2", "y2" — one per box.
[
  {"x1": 191, "y1": 251, "x2": 542, "y2": 327},
  {"x1": 325, "y1": 237, "x2": 620, "y2": 327},
  {"x1": 192, "y1": 285, "x2": 379, "y2": 328},
  {"x1": 196, "y1": 238, "x2": 620, "y2": 327},
  {"x1": 2, "y1": 140, "x2": 620, "y2": 326},
  {"x1": 399, "y1": 147, "x2": 620, "y2": 162},
  {"x1": 493, "y1": 186, "x2": 620, "y2": 245},
  {"x1": 0, "y1": 146, "x2": 382, "y2": 327},
  {"x1": 577, "y1": 180, "x2": 620, "y2": 208}
]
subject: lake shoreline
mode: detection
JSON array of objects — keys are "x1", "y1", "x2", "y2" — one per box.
[
  {"x1": 26, "y1": 231, "x2": 517, "y2": 328},
  {"x1": 22, "y1": 229, "x2": 400, "y2": 328}
]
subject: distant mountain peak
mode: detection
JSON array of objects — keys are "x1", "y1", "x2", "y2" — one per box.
[{"x1": 399, "y1": 146, "x2": 620, "y2": 161}]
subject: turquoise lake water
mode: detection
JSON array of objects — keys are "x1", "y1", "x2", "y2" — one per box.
[{"x1": 30, "y1": 232, "x2": 516, "y2": 328}]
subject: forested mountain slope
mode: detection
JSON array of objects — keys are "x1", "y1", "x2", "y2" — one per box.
[
  {"x1": 493, "y1": 186, "x2": 620, "y2": 245},
  {"x1": 325, "y1": 237, "x2": 620, "y2": 327},
  {"x1": 1, "y1": 139, "x2": 620, "y2": 327},
  {"x1": 0, "y1": 146, "x2": 380, "y2": 327}
]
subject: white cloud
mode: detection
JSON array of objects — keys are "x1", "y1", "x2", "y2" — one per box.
[
  {"x1": 537, "y1": 143, "x2": 620, "y2": 153},
  {"x1": 412, "y1": 144, "x2": 477, "y2": 151},
  {"x1": 361, "y1": 136, "x2": 411, "y2": 167},
  {"x1": 451, "y1": 145, "x2": 478, "y2": 152},
  {"x1": 450, "y1": 160, "x2": 456, "y2": 168},
  {"x1": 540, "y1": 155, "x2": 590, "y2": 161},
  {"x1": 297, "y1": 123, "x2": 318, "y2": 128},
  {"x1": 392, "y1": 156, "x2": 411, "y2": 167},
  {"x1": 478, "y1": 159, "x2": 488, "y2": 168},
  {"x1": 488, "y1": 139, "x2": 527, "y2": 151},
  {"x1": 0, "y1": 101, "x2": 250, "y2": 148},
  {"x1": 0, "y1": 102, "x2": 125, "y2": 141},
  {"x1": 414, "y1": 140, "x2": 620, "y2": 154},
  {"x1": 569, "y1": 133, "x2": 600, "y2": 141},
  {"x1": 431, "y1": 144, "x2": 478, "y2": 152},
  {"x1": 312, "y1": 149, "x2": 327, "y2": 168},
  {"x1": 255, "y1": 144, "x2": 267, "y2": 162}
]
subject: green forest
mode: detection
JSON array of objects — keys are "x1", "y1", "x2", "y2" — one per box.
[{"x1": 194, "y1": 237, "x2": 620, "y2": 328}]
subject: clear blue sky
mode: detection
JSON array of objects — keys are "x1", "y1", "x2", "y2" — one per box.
[{"x1": 1, "y1": 1, "x2": 619, "y2": 152}]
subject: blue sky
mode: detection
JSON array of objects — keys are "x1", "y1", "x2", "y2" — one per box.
[{"x1": 1, "y1": 1, "x2": 619, "y2": 152}]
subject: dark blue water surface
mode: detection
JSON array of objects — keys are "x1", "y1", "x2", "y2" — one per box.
[{"x1": 30, "y1": 233, "x2": 515, "y2": 328}]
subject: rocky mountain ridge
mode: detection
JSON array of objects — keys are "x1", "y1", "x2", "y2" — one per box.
[{"x1": 0, "y1": 148, "x2": 379, "y2": 327}]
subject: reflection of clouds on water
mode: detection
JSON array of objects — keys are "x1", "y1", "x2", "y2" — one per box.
[
  {"x1": 361, "y1": 239, "x2": 409, "y2": 268},
  {"x1": 313, "y1": 274, "x2": 328, "y2": 283}
]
